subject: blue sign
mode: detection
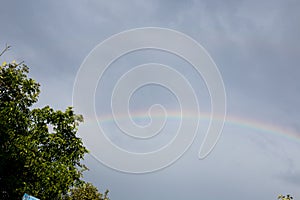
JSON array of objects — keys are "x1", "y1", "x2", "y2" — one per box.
[{"x1": 22, "y1": 193, "x2": 40, "y2": 200}]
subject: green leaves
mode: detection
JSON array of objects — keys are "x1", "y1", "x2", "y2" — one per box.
[
  {"x1": 0, "y1": 61, "x2": 40, "y2": 109},
  {"x1": 63, "y1": 182, "x2": 109, "y2": 200},
  {"x1": 278, "y1": 194, "x2": 294, "y2": 200},
  {"x1": 0, "y1": 52, "x2": 89, "y2": 199}
]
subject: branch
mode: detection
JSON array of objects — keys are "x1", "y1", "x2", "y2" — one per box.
[{"x1": 0, "y1": 44, "x2": 11, "y2": 57}]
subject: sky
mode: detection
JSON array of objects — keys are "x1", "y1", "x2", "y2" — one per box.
[{"x1": 1, "y1": 0, "x2": 300, "y2": 199}]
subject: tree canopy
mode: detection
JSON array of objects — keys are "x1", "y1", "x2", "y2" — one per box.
[
  {"x1": 278, "y1": 194, "x2": 294, "y2": 200},
  {"x1": 0, "y1": 46, "x2": 103, "y2": 199},
  {"x1": 63, "y1": 182, "x2": 109, "y2": 200}
]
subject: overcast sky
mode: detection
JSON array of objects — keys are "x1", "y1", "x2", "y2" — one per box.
[{"x1": 1, "y1": 0, "x2": 300, "y2": 199}]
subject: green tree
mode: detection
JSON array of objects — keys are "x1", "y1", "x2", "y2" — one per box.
[
  {"x1": 0, "y1": 46, "x2": 89, "y2": 199},
  {"x1": 63, "y1": 182, "x2": 109, "y2": 200},
  {"x1": 278, "y1": 194, "x2": 294, "y2": 200}
]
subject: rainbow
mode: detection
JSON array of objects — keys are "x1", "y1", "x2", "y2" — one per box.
[{"x1": 85, "y1": 111, "x2": 300, "y2": 144}]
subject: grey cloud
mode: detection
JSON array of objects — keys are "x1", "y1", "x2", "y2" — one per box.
[
  {"x1": 280, "y1": 172, "x2": 300, "y2": 186},
  {"x1": 1, "y1": 0, "x2": 300, "y2": 199}
]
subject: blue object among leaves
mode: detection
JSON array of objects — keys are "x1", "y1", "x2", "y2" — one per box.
[{"x1": 22, "y1": 193, "x2": 40, "y2": 200}]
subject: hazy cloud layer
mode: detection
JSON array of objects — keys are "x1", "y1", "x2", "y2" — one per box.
[{"x1": 1, "y1": 0, "x2": 300, "y2": 199}]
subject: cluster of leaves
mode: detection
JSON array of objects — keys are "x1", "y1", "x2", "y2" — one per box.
[
  {"x1": 63, "y1": 182, "x2": 109, "y2": 200},
  {"x1": 278, "y1": 194, "x2": 294, "y2": 200},
  {"x1": 0, "y1": 48, "x2": 103, "y2": 199}
]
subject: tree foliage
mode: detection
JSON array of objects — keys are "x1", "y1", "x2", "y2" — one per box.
[
  {"x1": 278, "y1": 194, "x2": 294, "y2": 200},
  {"x1": 63, "y1": 182, "x2": 109, "y2": 200},
  {"x1": 0, "y1": 47, "x2": 89, "y2": 199}
]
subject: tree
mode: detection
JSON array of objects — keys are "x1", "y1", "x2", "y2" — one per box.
[
  {"x1": 63, "y1": 182, "x2": 109, "y2": 200},
  {"x1": 278, "y1": 194, "x2": 294, "y2": 200},
  {"x1": 0, "y1": 46, "x2": 89, "y2": 199}
]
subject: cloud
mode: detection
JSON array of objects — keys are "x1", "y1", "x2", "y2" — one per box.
[
  {"x1": 1, "y1": 0, "x2": 300, "y2": 199},
  {"x1": 279, "y1": 172, "x2": 300, "y2": 186}
]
